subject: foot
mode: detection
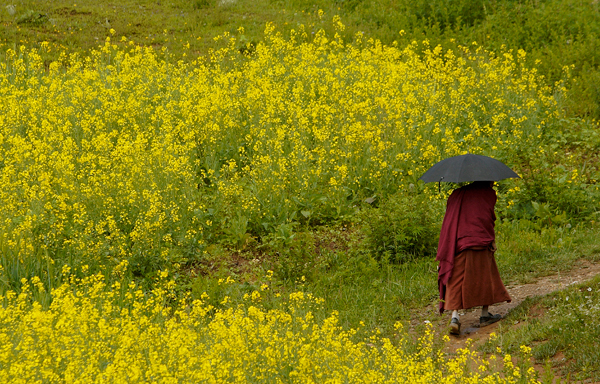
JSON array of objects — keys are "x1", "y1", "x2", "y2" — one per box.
[
  {"x1": 449, "y1": 317, "x2": 461, "y2": 335},
  {"x1": 480, "y1": 313, "x2": 502, "y2": 327}
]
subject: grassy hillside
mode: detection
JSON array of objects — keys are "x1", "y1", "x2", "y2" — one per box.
[
  {"x1": 1, "y1": 0, "x2": 600, "y2": 381},
  {"x1": 3, "y1": 0, "x2": 600, "y2": 117}
]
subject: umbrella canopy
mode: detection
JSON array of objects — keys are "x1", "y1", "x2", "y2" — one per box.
[{"x1": 419, "y1": 154, "x2": 520, "y2": 183}]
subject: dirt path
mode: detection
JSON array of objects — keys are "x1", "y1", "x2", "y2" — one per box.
[{"x1": 428, "y1": 259, "x2": 600, "y2": 353}]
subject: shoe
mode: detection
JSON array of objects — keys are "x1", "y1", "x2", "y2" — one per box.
[
  {"x1": 449, "y1": 317, "x2": 461, "y2": 335},
  {"x1": 480, "y1": 313, "x2": 502, "y2": 327}
]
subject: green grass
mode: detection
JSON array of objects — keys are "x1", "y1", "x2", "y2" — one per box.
[
  {"x1": 495, "y1": 220, "x2": 599, "y2": 284},
  {"x1": 182, "y1": 221, "x2": 600, "y2": 342},
  {"x1": 185, "y1": 225, "x2": 438, "y2": 336},
  {"x1": 0, "y1": 0, "x2": 326, "y2": 60}
]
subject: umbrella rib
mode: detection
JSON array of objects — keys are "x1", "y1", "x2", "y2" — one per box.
[{"x1": 456, "y1": 154, "x2": 468, "y2": 182}]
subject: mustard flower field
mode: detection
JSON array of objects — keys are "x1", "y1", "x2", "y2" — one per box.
[
  {"x1": 0, "y1": 271, "x2": 538, "y2": 383},
  {"x1": 1, "y1": 13, "x2": 598, "y2": 382},
  {"x1": 0, "y1": 24, "x2": 567, "y2": 276}
]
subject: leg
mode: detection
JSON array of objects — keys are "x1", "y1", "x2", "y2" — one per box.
[
  {"x1": 449, "y1": 310, "x2": 460, "y2": 335},
  {"x1": 480, "y1": 305, "x2": 502, "y2": 327},
  {"x1": 481, "y1": 305, "x2": 489, "y2": 317}
]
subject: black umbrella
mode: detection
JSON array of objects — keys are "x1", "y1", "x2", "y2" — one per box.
[{"x1": 419, "y1": 154, "x2": 520, "y2": 188}]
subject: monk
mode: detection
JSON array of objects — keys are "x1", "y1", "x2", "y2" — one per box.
[{"x1": 436, "y1": 181, "x2": 511, "y2": 335}]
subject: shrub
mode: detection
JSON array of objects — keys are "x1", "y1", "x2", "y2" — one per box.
[
  {"x1": 262, "y1": 226, "x2": 316, "y2": 282},
  {"x1": 362, "y1": 192, "x2": 443, "y2": 263}
]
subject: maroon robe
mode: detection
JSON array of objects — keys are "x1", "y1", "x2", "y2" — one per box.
[{"x1": 436, "y1": 182, "x2": 497, "y2": 314}]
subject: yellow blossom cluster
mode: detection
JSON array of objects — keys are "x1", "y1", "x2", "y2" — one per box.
[
  {"x1": 0, "y1": 274, "x2": 539, "y2": 383},
  {"x1": 0, "y1": 19, "x2": 563, "y2": 273}
]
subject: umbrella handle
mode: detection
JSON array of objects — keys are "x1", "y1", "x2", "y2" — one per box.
[{"x1": 438, "y1": 177, "x2": 444, "y2": 193}]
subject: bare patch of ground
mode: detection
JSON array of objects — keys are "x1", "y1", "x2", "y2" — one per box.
[
  {"x1": 440, "y1": 259, "x2": 600, "y2": 351},
  {"x1": 416, "y1": 258, "x2": 600, "y2": 365},
  {"x1": 408, "y1": 259, "x2": 599, "y2": 342},
  {"x1": 412, "y1": 259, "x2": 600, "y2": 382}
]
